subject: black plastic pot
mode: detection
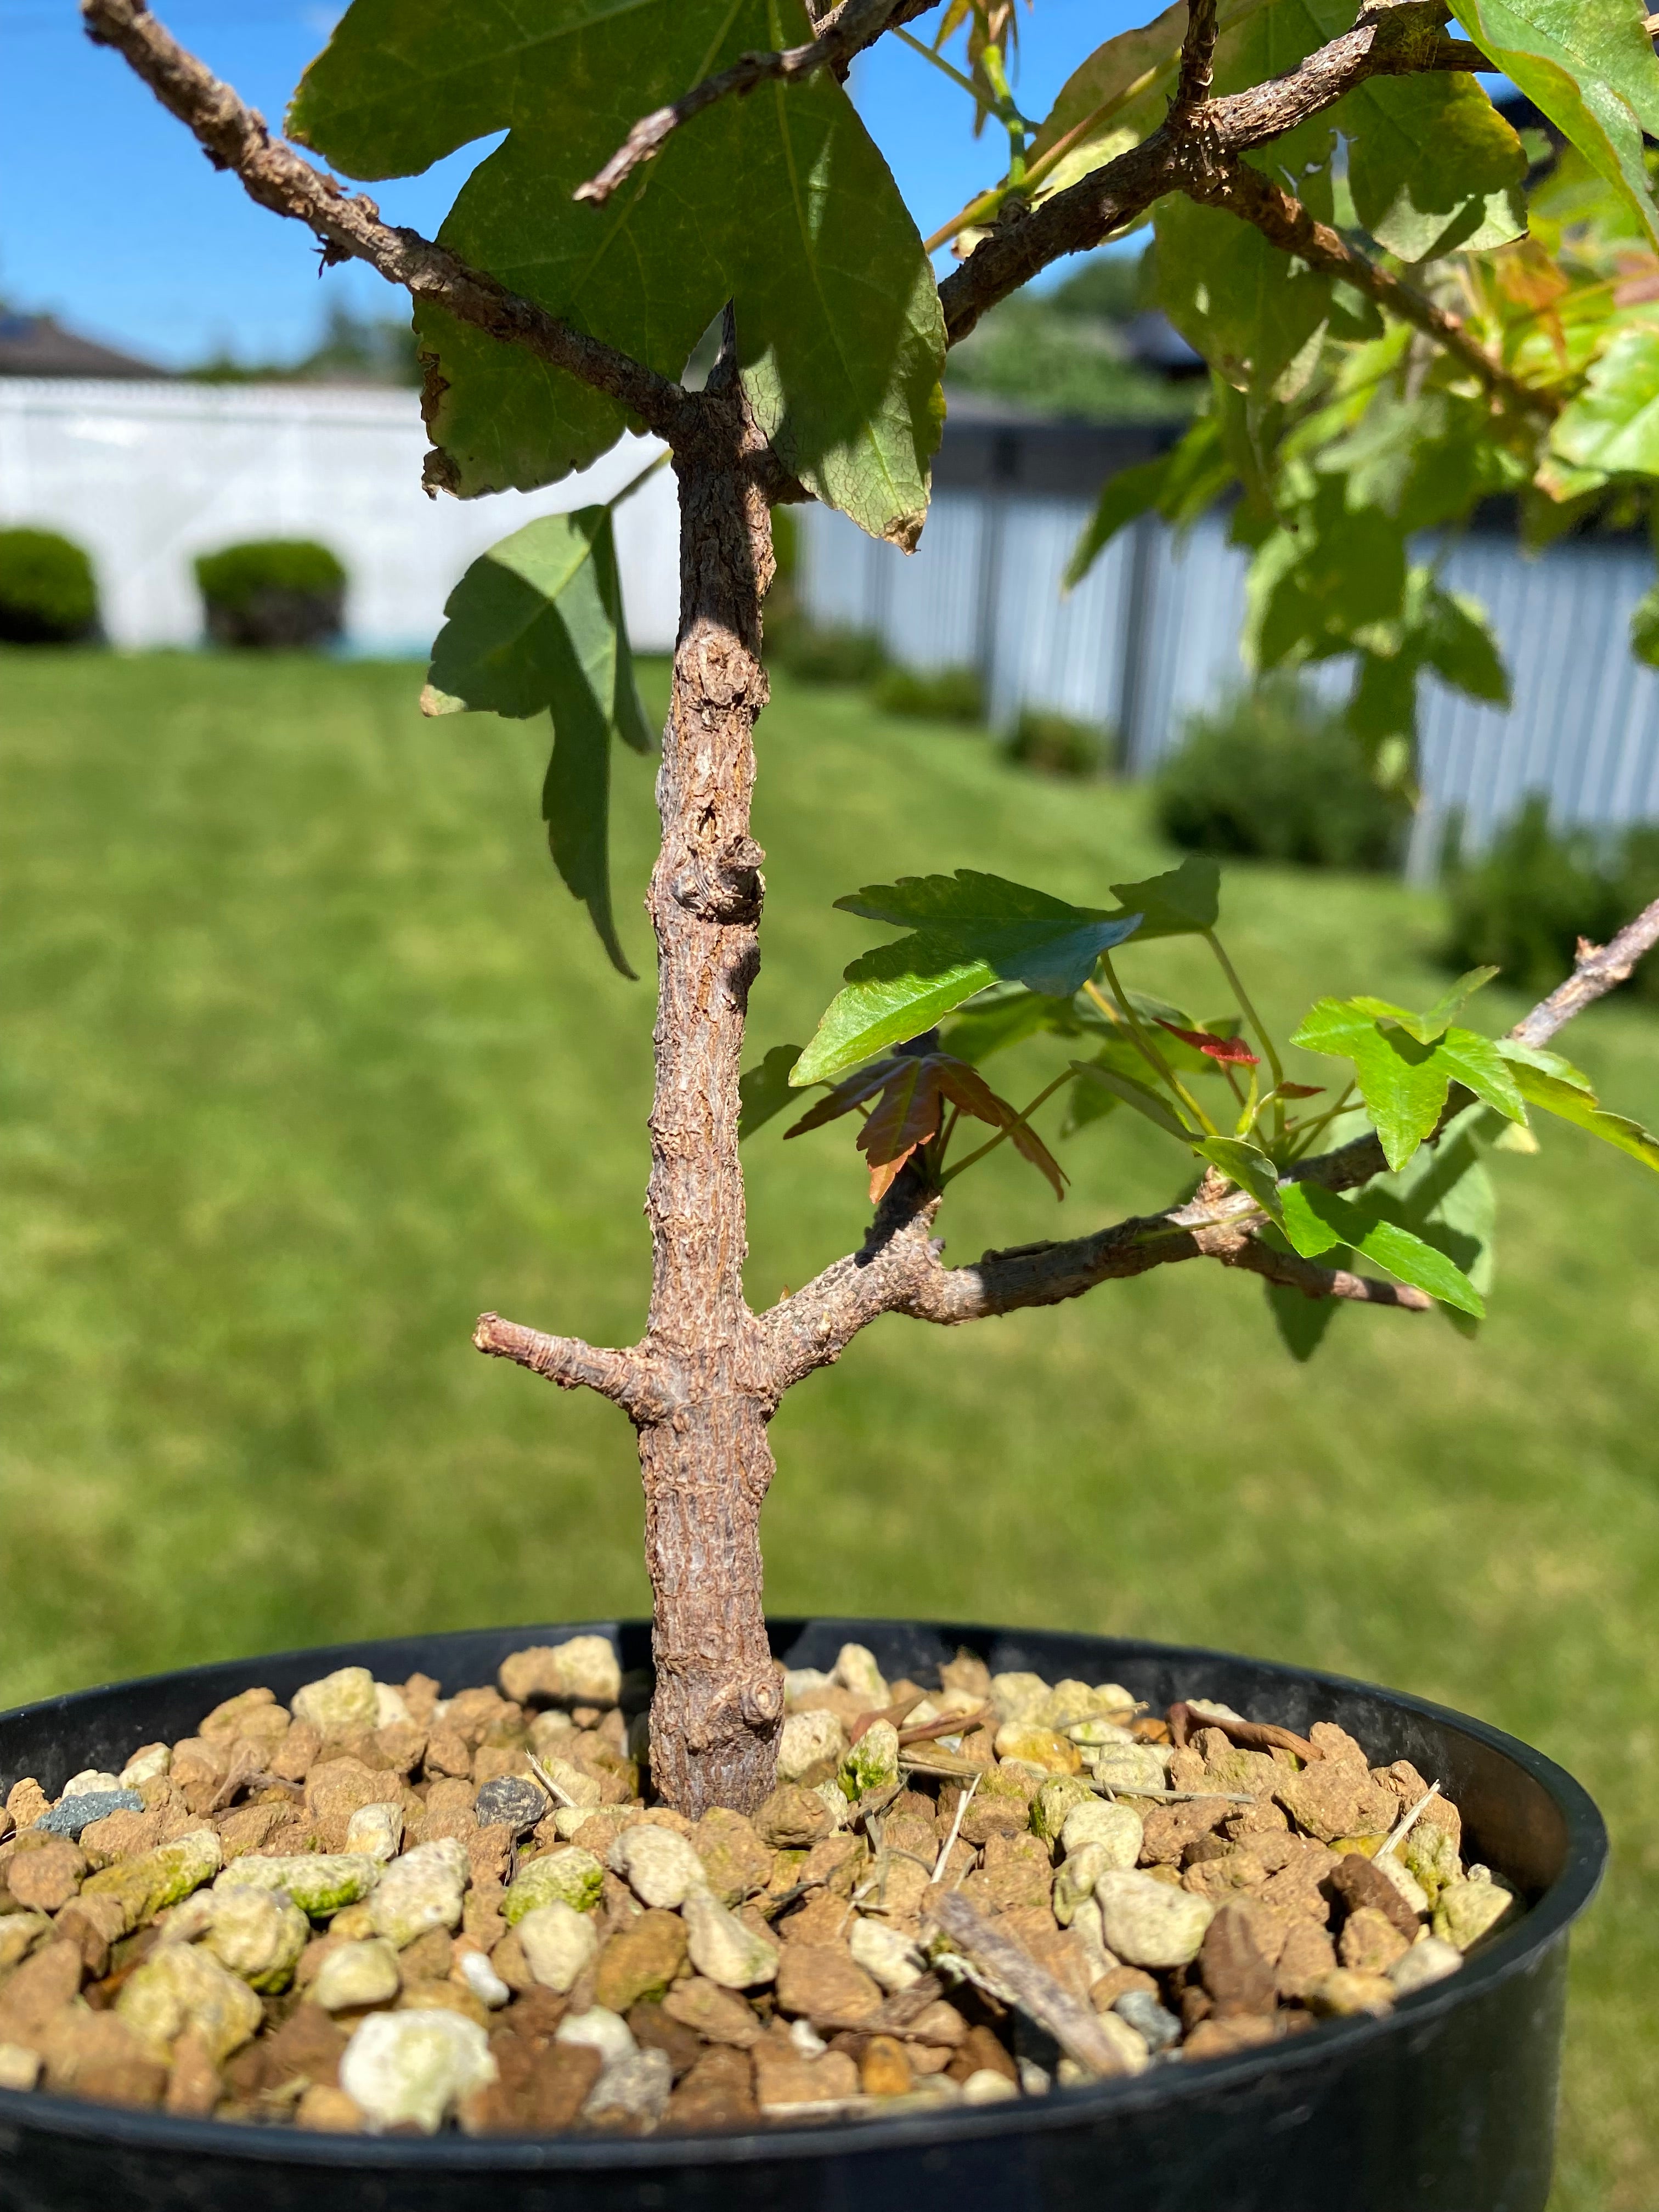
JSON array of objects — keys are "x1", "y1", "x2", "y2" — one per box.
[{"x1": 0, "y1": 1618, "x2": 1605, "y2": 2212}]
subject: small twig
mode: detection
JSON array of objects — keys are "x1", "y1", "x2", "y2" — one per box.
[
  {"x1": 574, "y1": 0, "x2": 936, "y2": 205},
  {"x1": 1377, "y1": 1781, "x2": 1443, "y2": 1861},
  {"x1": 848, "y1": 1694, "x2": 928, "y2": 1746},
  {"x1": 1087, "y1": 1778, "x2": 1255, "y2": 1804},
  {"x1": 1171, "y1": 0, "x2": 1220, "y2": 117},
  {"x1": 933, "y1": 1771, "x2": 980, "y2": 1881},
  {"x1": 930, "y1": 1892, "x2": 1131, "y2": 2077},
  {"x1": 472, "y1": 1314, "x2": 675, "y2": 1423},
  {"x1": 898, "y1": 1704, "x2": 991, "y2": 1747}
]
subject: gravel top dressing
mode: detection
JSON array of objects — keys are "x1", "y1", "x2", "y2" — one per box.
[{"x1": 0, "y1": 1637, "x2": 1512, "y2": 2136}]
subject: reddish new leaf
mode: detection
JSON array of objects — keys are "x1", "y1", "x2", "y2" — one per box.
[
  {"x1": 857, "y1": 1057, "x2": 947, "y2": 1180},
  {"x1": 783, "y1": 1057, "x2": 902, "y2": 1138},
  {"x1": 1155, "y1": 1019, "x2": 1259, "y2": 1066},
  {"x1": 1273, "y1": 1081, "x2": 1324, "y2": 1099},
  {"x1": 936, "y1": 1059, "x2": 1067, "y2": 1199}
]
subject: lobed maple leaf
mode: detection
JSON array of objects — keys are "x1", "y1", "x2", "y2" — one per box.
[{"x1": 785, "y1": 1048, "x2": 1065, "y2": 1203}]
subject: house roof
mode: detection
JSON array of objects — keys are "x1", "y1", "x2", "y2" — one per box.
[{"x1": 0, "y1": 313, "x2": 165, "y2": 380}]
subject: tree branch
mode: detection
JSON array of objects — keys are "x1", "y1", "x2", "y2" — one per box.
[
  {"x1": 1171, "y1": 0, "x2": 1221, "y2": 120},
  {"x1": 80, "y1": 0, "x2": 701, "y2": 449},
  {"x1": 763, "y1": 891, "x2": 1659, "y2": 1385},
  {"x1": 472, "y1": 1313, "x2": 675, "y2": 1424},
  {"x1": 575, "y1": 0, "x2": 940, "y2": 208},
  {"x1": 938, "y1": 12, "x2": 1487, "y2": 347},
  {"x1": 1189, "y1": 155, "x2": 1557, "y2": 418},
  {"x1": 1510, "y1": 893, "x2": 1659, "y2": 1047}
]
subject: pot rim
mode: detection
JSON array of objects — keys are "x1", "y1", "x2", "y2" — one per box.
[{"x1": 0, "y1": 1616, "x2": 1608, "y2": 2170}]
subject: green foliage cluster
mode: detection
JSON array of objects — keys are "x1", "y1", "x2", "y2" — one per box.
[
  {"x1": 1002, "y1": 706, "x2": 1109, "y2": 778},
  {"x1": 872, "y1": 664, "x2": 984, "y2": 722},
  {"x1": 945, "y1": 255, "x2": 1198, "y2": 425},
  {"x1": 194, "y1": 540, "x2": 346, "y2": 612},
  {"x1": 1444, "y1": 796, "x2": 1659, "y2": 1002},
  {"x1": 1154, "y1": 681, "x2": 1412, "y2": 871},
  {"x1": 0, "y1": 527, "x2": 98, "y2": 646}
]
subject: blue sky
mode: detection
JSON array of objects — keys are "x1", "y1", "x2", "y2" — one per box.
[{"x1": 0, "y1": 0, "x2": 1151, "y2": 370}]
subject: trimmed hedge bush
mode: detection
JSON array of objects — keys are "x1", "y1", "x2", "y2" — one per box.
[
  {"x1": 0, "y1": 528, "x2": 98, "y2": 645},
  {"x1": 1443, "y1": 796, "x2": 1659, "y2": 1002},
  {"x1": 1154, "y1": 681, "x2": 1409, "y2": 870},
  {"x1": 873, "y1": 664, "x2": 983, "y2": 723},
  {"x1": 194, "y1": 539, "x2": 347, "y2": 649},
  {"x1": 1002, "y1": 706, "x2": 1108, "y2": 778}
]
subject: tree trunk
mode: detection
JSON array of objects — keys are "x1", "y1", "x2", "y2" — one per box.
[{"x1": 637, "y1": 364, "x2": 786, "y2": 1818}]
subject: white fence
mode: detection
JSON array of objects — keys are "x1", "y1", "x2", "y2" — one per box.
[
  {"x1": 0, "y1": 379, "x2": 680, "y2": 656},
  {"x1": 803, "y1": 491, "x2": 1659, "y2": 865}
]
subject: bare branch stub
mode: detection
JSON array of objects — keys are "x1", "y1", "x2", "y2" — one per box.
[
  {"x1": 80, "y1": 0, "x2": 700, "y2": 448},
  {"x1": 575, "y1": 0, "x2": 940, "y2": 207},
  {"x1": 472, "y1": 1313, "x2": 673, "y2": 1424}
]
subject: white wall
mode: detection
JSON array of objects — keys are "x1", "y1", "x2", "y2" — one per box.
[{"x1": 0, "y1": 379, "x2": 679, "y2": 656}]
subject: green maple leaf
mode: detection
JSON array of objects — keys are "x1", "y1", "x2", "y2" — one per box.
[{"x1": 290, "y1": 0, "x2": 945, "y2": 544}]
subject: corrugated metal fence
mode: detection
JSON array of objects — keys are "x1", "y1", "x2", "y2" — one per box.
[{"x1": 802, "y1": 491, "x2": 1659, "y2": 867}]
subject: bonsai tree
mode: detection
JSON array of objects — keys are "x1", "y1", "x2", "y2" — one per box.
[{"x1": 87, "y1": 0, "x2": 1659, "y2": 1816}]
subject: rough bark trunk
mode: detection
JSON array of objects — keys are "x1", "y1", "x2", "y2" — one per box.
[{"x1": 637, "y1": 358, "x2": 786, "y2": 1818}]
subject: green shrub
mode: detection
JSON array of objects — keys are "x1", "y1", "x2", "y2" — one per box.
[
  {"x1": 1154, "y1": 681, "x2": 1409, "y2": 870},
  {"x1": 873, "y1": 664, "x2": 983, "y2": 723},
  {"x1": 766, "y1": 615, "x2": 888, "y2": 685},
  {"x1": 1003, "y1": 706, "x2": 1109, "y2": 778},
  {"x1": 0, "y1": 528, "x2": 98, "y2": 646},
  {"x1": 1443, "y1": 797, "x2": 1659, "y2": 1001},
  {"x1": 194, "y1": 539, "x2": 347, "y2": 649}
]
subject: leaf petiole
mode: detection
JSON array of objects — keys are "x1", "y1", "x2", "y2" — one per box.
[
  {"x1": 940, "y1": 1070, "x2": 1070, "y2": 1184},
  {"x1": 1204, "y1": 930, "x2": 1286, "y2": 1137},
  {"x1": 1088, "y1": 966, "x2": 1217, "y2": 1136}
]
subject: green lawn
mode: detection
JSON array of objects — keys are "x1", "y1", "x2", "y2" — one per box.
[{"x1": 3, "y1": 649, "x2": 1657, "y2": 2205}]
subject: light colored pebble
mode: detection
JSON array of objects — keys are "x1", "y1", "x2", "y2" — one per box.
[
  {"x1": 609, "y1": 1824, "x2": 706, "y2": 1910},
  {"x1": 839, "y1": 1720, "x2": 899, "y2": 1800},
  {"x1": 1093, "y1": 1870, "x2": 1215, "y2": 1967},
  {"x1": 457, "y1": 1948, "x2": 512, "y2": 2010},
  {"x1": 311, "y1": 1938, "x2": 402, "y2": 2013},
  {"x1": 1060, "y1": 1800, "x2": 1143, "y2": 1867},
  {"x1": 777, "y1": 1709, "x2": 847, "y2": 1780},
  {"x1": 368, "y1": 1839, "x2": 469, "y2": 1948},
  {"x1": 0, "y1": 2044, "x2": 41, "y2": 2092},
  {"x1": 782, "y1": 1668, "x2": 833, "y2": 1708},
  {"x1": 555, "y1": 2005, "x2": 635, "y2": 2068},
  {"x1": 848, "y1": 1916, "x2": 923, "y2": 1993},
  {"x1": 117, "y1": 1942, "x2": 264, "y2": 2063},
  {"x1": 167, "y1": 1885, "x2": 308, "y2": 1991},
  {"x1": 990, "y1": 1673, "x2": 1049, "y2": 1728},
  {"x1": 291, "y1": 1666, "x2": 379, "y2": 1737},
  {"x1": 503, "y1": 1847, "x2": 604, "y2": 1924},
  {"x1": 118, "y1": 1745, "x2": 170, "y2": 1788},
  {"x1": 340, "y1": 2008, "x2": 495, "y2": 2134},
  {"x1": 219, "y1": 1854, "x2": 379, "y2": 1918},
  {"x1": 961, "y1": 2067, "x2": 1019, "y2": 2104},
  {"x1": 681, "y1": 1887, "x2": 780, "y2": 1989},
  {"x1": 517, "y1": 1901, "x2": 599, "y2": 1993},
  {"x1": 373, "y1": 1683, "x2": 413, "y2": 1730},
  {"x1": 0, "y1": 1916, "x2": 50, "y2": 1972},
  {"x1": 1387, "y1": 1936, "x2": 1465, "y2": 1995},
  {"x1": 831, "y1": 1644, "x2": 888, "y2": 1705},
  {"x1": 60, "y1": 1770, "x2": 121, "y2": 1800},
  {"x1": 1053, "y1": 1842, "x2": 1111, "y2": 1927},
  {"x1": 1433, "y1": 1878, "x2": 1515, "y2": 1953},
  {"x1": 1372, "y1": 1852, "x2": 1430, "y2": 1917},
  {"x1": 345, "y1": 1804, "x2": 404, "y2": 1864},
  {"x1": 1085, "y1": 1743, "x2": 1169, "y2": 1795},
  {"x1": 584, "y1": 2047, "x2": 672, "y2": 2125}
]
